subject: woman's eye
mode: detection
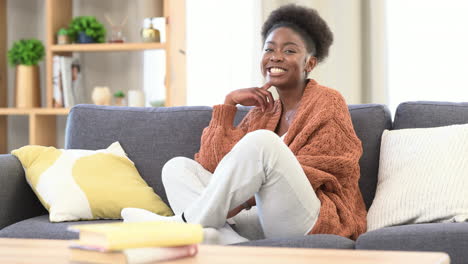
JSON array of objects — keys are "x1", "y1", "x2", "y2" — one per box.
[
  {"x1": 285, "y1": 50, "x2": 296, "y2": 54},
  {"x1": 264, "y1": 48, "x2": 273, "y2": 52}
]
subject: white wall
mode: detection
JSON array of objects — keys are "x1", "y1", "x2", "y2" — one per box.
[
  {"x1": 386, "y1": 0, "x2": 468, "y2": 114},
  {"x1": 186, "y1": 0, "x2": 263, "y2": 106},
  {"x1": 309, "y1": 0, "x2": 363, "y2": 104}
]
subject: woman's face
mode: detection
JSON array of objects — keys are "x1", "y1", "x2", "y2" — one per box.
[{"x1": 261, "y1": 27, "x2": 316, "y2": 88}]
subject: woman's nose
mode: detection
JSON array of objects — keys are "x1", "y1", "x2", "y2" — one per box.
[{"x1": 270, "y1": 53, "x2": 284, "y2": 62}]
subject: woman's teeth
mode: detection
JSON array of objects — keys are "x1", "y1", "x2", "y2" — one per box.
[{"x1": 270, "y1": 67, "x2": 285, "y2": 73}]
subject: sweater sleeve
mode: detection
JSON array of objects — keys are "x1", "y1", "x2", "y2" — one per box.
[
  {"x1": 295, "y1": 98, "x2": 367, "y2": 240},
  {"x1": 194, "y1": 104, "x2": 251, "y2": 173}
]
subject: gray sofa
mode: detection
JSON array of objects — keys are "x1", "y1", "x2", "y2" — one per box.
[{"x1": 1, "y1": 102, "x2": 467, "y2": 263}]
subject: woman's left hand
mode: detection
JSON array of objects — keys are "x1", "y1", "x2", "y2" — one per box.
[
  {"x1": 227, "y1": 197, "x2": 256, "y2": 218},
  {"x1": 227, "y1": 205, "x2": 244, "y2": 219}
]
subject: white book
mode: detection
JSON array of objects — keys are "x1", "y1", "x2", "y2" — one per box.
[
  {"x1": 60, "y1": 56, "x2": 74, "y2": 107},
  {"x1": 52, "y1": 56, "x2": 64, "y2": 107}
]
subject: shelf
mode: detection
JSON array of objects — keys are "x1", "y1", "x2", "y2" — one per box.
[
  {"x1": 0, "y1": 108, "x2": 70, "y2": 115},
  {"x1": 50, "y1": 42, "x2": 166, "y2": 52}
]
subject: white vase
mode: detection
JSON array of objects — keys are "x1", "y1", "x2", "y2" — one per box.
[
  {"x1": 91, "y1": 86, "x2": 111, "y2": 105},
  {"x1": 128, "y1": 90, "x2": 146, "y2": 107}
]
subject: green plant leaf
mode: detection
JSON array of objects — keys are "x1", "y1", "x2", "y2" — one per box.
[
  {"x1": 7, "y1": 39, "x2": 45, "y2": 66},
  {"x1": 69, "y1": 16, "x2": 106, "y2": 43}
]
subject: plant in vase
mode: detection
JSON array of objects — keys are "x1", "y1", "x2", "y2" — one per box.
[
  {"x1": 7, "y1": 39, "x2": 45, "y2": 108},
  {"x1": 113, "y1": 90, "x2": 125, "y2": 106},
  {"x1": 69, "y1": 16, "x2": 106, "y2": 43},
  {"x1": 57, "y1": 28, "x2": 72, "y2": 45}
]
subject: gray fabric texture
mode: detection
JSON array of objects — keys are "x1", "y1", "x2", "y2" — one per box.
[
  {"x1": 0, "y1": 155, "x2": 47, "y2": 230},
  {"x1": 235, "y1": 234, "x2": 354, "y2": 249},
  {"x1": 394, "y1": 101, "x2": 468, "y2": 130},
  {"x1": 356, "y1": 223, "x2": 468, "y2": 264},
  {"x1": 0, "y1": 215, "x2": 118, "y2": 240},
  {"x1": 347, "y1": 104, "x2": 392, "y2": 210}
]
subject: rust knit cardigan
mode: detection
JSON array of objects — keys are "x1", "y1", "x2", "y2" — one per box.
[{"x1": 194, "y1": 79, "x2": 367, "y2": 240}]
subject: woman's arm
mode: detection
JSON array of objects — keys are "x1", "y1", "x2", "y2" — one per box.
[
  {"x1": 194, "y1": 83, "x2": 273, "y2": 173},
  {"x1": 194, "y1": 104, "x2": 250, "y2": 173}
]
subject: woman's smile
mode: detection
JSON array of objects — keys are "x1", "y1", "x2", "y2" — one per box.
[{"x1": 267, "y1": 66, "x2": 288, "y2": 76}]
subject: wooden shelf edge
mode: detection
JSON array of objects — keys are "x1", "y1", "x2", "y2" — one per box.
[
  {"x1": 0, "y1": 108, "x2": 70, "y2": 115},
  {"x1": 50, "y1": 42, "x2": 166, "y2": 52}
]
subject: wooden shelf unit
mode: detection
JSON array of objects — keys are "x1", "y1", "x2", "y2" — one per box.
[
  {"x1": 45, "y1": 0, "x2": 172, "y2": 108},
  {"x1": 1, "y1": 0, "x2": 8, "y2": 153},
  {"x1": 0, "y1": 0, "x2": 182, "y2": 154},
  {"x1": 50, "y1": 42, "x2": 166, "y2": 52},
  {"x1": 0, "y1": 108, "x2": 70, "y2": 150},
  {"x1": 0, "y1": 108, "x2": 70, "y2": 115}
]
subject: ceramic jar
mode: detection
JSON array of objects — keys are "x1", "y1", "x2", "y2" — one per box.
[{"x1": 92, "y1": 86, "x2": 112, "y2": 105}]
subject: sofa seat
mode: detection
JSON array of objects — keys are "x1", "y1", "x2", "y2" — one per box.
[
  {"x1": 237, "y1": 234, "x2": 355, "y2": 249},
  {"x1": 356, "y1": 223, "x2": 468, "y2": 263},
  {"x1": 0, "y1": 215, "x2": 119, "y2": 240}
]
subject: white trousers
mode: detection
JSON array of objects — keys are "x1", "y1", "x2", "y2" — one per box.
[{"x1": 162, "y1": 130, "x2": 320, "y2": 243}]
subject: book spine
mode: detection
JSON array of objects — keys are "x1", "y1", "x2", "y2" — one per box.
[
  {"x1": 124, "y1": 245, "x2": 198, "y2": 263},
  {"x1": 52, "y1": 56, "x2": 63, "y2": 107},
  {"x1": 60, "y1": 56, "x2": 74, "y2": 107}
]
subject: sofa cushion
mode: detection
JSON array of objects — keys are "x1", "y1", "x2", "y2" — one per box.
[
  {"x1": 394, "y1": 101, "x2": 468, "y2": 129},
  {"x1": 356, "y1": 223, "x2": 468, "y2": 264},
  {"x1": 367, "y1": 123, "x2": 468, "y2": 231},
  {"x1": 236, "y1": 234, "x2": 354, "y2": 249},
  {"x1": 348, "y1": 104, "x2": 392, "y2": 210},
  {"x1": 0, "y1": 215, "x2": 119, "y2": 240}
]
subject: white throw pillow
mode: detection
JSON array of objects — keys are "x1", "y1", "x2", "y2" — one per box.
[{"x1": 367, "y1": 124, "x2": 468, "y2": 231}]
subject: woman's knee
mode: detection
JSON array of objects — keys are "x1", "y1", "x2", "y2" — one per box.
[
  {"x1": 238, "y1": 130, "x2": 283, "y2": 151},
  {"x1": 161, "y1": 157, "x2": 192, "y2": 185},
  {"x1": 244, "y1": 129, "x2": 278, "y2": 142}
]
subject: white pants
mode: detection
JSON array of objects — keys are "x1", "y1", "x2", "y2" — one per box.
[{"x1": 162, "y1": 130, "x2": 320, "y2": 243}]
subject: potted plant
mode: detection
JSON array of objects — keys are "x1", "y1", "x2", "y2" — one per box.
[
  {"x1": 69, "y1": 16, "x2": 106, "y2": 43},
  {"x1": 57, "y1": 27, "x2": 71, "y2": 45},
  {"x1": 113, "y1": 90, "x2": 125, "y2": 106},
  {"x1": 7, "y1": 39, "x2": 45, "y2": 108}
]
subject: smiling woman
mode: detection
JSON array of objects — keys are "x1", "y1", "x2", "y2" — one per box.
[{"x1": 122, "y1": 4, "x2": 367, "y2": 245}]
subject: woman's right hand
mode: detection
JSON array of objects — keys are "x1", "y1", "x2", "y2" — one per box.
[{"x1": 224, "y1": 83, "x2": 274, "y2": 112}]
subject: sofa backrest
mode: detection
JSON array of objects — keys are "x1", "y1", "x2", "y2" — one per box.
[
  {"x1": 393, "y1": 101, "x2": 468, "y2": 129},
  {"x1": 66, "y1": 104, "x2": 391, "y2": 209},
  {"x1": 348, "y1": 104, "x2": 392, "y2": 209}
]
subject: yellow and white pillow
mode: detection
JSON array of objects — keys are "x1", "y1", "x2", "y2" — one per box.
[{"x1": 12, "y1": 142, "x2": 173, "y2": 222}]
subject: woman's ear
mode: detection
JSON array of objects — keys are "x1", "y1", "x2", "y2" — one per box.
[{"x1": 305, "y1": 56, "x2": 318, "y2": 73}]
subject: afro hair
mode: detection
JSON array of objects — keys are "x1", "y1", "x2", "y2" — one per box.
[{"x1": 261, "y1": 4, "x2": 333, "y2": 63}]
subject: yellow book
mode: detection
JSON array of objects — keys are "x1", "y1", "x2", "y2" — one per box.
[{"x1": 68, "y1": 221, "x2": 203, "y2": 251}]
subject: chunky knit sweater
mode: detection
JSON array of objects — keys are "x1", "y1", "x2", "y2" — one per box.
[{"x1": 194, "y1": 79, "x2": 367, "y2": 240}]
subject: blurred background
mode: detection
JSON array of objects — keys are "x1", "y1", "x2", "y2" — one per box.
[{"x1": 3, "y1": 0, "x2": 468, "y2": 151}]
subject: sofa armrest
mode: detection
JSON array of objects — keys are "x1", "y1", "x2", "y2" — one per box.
[{"x1": 0, "y1": 154, "x2": 46, "y2": 229}]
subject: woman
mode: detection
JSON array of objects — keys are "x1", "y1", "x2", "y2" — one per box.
[{"x1": 122, "y1": 4, "x2": 367, "y2": 244}]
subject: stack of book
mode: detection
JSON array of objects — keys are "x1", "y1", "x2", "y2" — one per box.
[
  {"x1": 68, "y1": 221, "x2": 204, "y2": 264},
  {"x1": 53, "y1": 55, "x2": 85, "y2": 108}
]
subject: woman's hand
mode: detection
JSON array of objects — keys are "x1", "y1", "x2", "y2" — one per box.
[
  {"x1": 227, "y1": 205, "x2": 244, "y2": 219},
  {"x1": 227, "y1": 197, "x2": 256, "y2": 219},
  {"x1": 224, "y1": 83, "x2": 274, "y2": 112}
]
